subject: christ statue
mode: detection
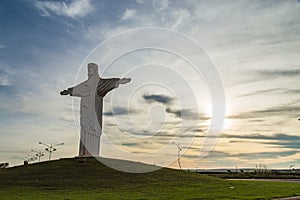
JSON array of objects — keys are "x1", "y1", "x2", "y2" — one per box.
[{"x1": 60, "y1": 63, "x2": 131, "y2": 157}]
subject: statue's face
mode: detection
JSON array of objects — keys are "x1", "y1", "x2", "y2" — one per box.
[
  {"x1": 87, "y1": 63, "x2": 97, "y2": 76},
  {"x1": 88, "y1": 66, "x2": 93, "y2": 76}
]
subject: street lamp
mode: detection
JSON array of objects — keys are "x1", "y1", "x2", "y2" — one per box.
[
  {"x1": 38, "y1": 142, "x2": 64, "y2": 161},
  {"x1": 290, "y1": 164, "x2": 295, "y2": 172},
  {"x1": 31, "y1": 149, "x2": 45, "y2": 162},
  {"x1": 172, "y1": 141, "x2": 182, "y2": 170}
]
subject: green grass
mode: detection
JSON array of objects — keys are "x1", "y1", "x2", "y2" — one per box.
[{"x1": 0, "y1": 157, "x2": 299, "y2": 199}]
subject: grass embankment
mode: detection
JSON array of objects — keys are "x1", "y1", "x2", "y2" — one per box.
[
  {"x1": 0, "y1": 157, "x2": 299, "y2": 199},
  {"x1": 201, "y1": 172, "x2": 300, "y2": 179}
]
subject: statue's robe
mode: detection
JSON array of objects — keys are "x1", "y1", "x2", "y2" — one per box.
[{"x1": 69, "y1": 65, "x2": 120, "y2": 157}]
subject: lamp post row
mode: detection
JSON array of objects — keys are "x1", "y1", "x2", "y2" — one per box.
[{"x1": 25, "y1": 142, "x2": 64, "y2": 163}]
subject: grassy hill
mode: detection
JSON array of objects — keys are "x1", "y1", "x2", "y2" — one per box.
[{"x1": 0, "y1": 157, "x2": 300, "y2": 199}]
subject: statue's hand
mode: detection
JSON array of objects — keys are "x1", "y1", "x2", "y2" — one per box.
[
  {"x1": 119, "y1": 78, "x2": 131, "y2": 84},
  {"x1": 60, "y1": 90, "x2": 69, "y2": 95}
]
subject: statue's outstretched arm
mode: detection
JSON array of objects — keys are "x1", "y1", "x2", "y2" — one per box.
[
  {"x1": 118, "y1": 78, "x2": 131, "y2": 85},
  {"x1": 60, "y1": 88, "x2": 73, "y2": 96}
]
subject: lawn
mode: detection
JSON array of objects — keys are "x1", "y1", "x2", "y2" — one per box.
[{"x1": 0, "y1": 157, "x2": 299, "y2": 199}]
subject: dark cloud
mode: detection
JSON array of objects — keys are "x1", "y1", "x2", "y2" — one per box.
[
  {"x1": 236, "y1": 151, "x2": 298, "y2": 159},
  {"x1": 104, "y1": 123, "x2": 118, "y2": 127},
  {"x1": 104, "y1": 106, "x2": 138, "y2": 116},
  {"x1": 121, "y1": 142, "x2": 139, "y2": 147},
  {"x1": 238, "y1": 88, "x2": 300, "y2": 98},
  {"x1": 228, "y1": 104, "x2": 300, "y2": 119},
  {"x1": 192, "y1": 128, "x2": 205, "y2": 132},
  {"x1": 257, "y1": 69, "x2": 300, "y2": 78},
  {"x1": 206, "y1": 150, "x2": 299, "y2": 160},
  {"x1": 248, "y1": 119, "x2": 265, "y2": 123},
  {"x1": 238, "y1": 88, "x2": 283, "y2": 98},
  {"x1": 228, "y1": 133, "x2": 300, "y2": 150},
  {"x1": 233, "y1": 68, "x2": 300, "y2": 86},
  {"x1": 226, "y1": 133, "x2": 300, "y2": 141},
  {"x1": 182, "y1": 154, "x2": 200, "y2": 159},
  {"x1": 166, "y1": 108, "x2": 201, "y2": 120},
  {"x1": 227, "y1": 150, "x2": 298, "y2": 160},
  {"x1": 286, "y1": 89, "x2": 300, "y2": 94},
  {"x1": 143, "y1": 94, "x2": 173, "y2": 105},
  {"x1": 262, "y1": 141, "x2": 300, "y2": 149},
  {"x1": 116, "y1": 128, "x2": 205, "y2": 139},
  {"x1": 203, "y1": 150, "x2": 231, "y2": 159},
  {"x1": 156, "y1": 131, "x2": 205, "y2": 138}
]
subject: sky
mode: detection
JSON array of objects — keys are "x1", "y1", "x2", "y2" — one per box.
[{"x1": 0, "y1": 0, "x2": 300, "y2": 170}]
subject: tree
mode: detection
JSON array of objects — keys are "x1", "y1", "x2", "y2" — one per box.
[{"x1": 255, "y1": 164, "x2": 269, "y2": 174}]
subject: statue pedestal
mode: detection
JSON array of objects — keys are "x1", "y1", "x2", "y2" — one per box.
[{"x1": 75, "y1": 156, "x2": 93, "y2": 163}]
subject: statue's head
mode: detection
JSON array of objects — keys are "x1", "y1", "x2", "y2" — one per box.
[{"x1": 87, "y1": 63, "x2": 98, "y2": 77}]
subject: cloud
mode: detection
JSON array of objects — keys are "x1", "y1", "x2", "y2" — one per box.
[
  {"x1": 0, "y1": 75, "x2": 11, "y2": 86},
  {"x1": 238, "y1": 88, "x2": 284, "y2": 97},
  {"x1": 143, "y1": 94, "x2": 173, "y2": 105},
  {"x1": 236, "y1": 151, "x2": 298, "y2": 159},
  {"x1": 170, "y1": 8, "x2": 190, "y2": 28},
  {"x1": 227, "y1": 133, "x2": 300, "y2": 141},
  {"x1": 121, "y1": 8, "x2": 137, "y2": 20},
  {"x1": 104, "y1": 107, "x2": 128, "y2": 116},
  {"x1": 0, "y1": 67, "x2": 13, "y2": 85},
  {"x1": 33, "y1": 0, "x2": 94, "y2": 18},
  {"x1": 262, "y1": 141, "x2": 300, "y2": 149},
  {"x1": 104, "y1": 106, "x2": 138, "y2": 116},
  {"x1": 206, "y1": 150, "x2": 299, "y2": 160},
  {"x1": 227, "y1": 133, "x2": 300, "y2": 150},
  {"x1": 0, "y1": 44, "x2": 6, "y2": 49},
  {"x1": 121, "y1": 142, "x2": 139, "y2": 147},
  {"x1": 166, "y1": 108, "x2": 199, "y2": 120},
  {"x1": 136, "y1": 0, "x2": 145, "y2": 5},
  {"x1": 152, "y1": 0, "x2": 169, "y2": 12},
  {"x1": 238, "y1": 88, "x2": 300, "y2": 98},
  {"x1": 228, "y1": 104, "x2": 300, "y2": 119},
  {"x1": 257, "y1": 69, "x2": 300, "y2": 79},
  {"x1": 234, "y1": 68, "x2": 300, "y2": 86}
]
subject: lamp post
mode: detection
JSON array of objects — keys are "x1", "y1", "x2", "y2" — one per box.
[
  {"x1": 172, "y1": 141, "x2": 182, "y2": 170},
  {"x1": 31, "y1": 150, "x2": 45, "y2": 162},
  {"x1": 38, "y1": 142, "x2": 64, "y2": 161},
  {"x1": 290, "y1": 164, "x2": 295, "y2": 173}
]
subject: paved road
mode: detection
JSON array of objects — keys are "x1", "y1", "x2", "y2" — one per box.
[
  {"x1": 228, "y1": 179, "x2": 300, "y2": 183},
  {"x1": 273, "y1": 197, "x2": 300, "y2": 200}
]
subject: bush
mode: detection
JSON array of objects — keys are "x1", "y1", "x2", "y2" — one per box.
[{"x1": 0, "y1": 163, "x2": 9, "y2": 168}]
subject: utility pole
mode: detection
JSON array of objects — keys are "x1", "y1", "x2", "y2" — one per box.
[
  {"x1": 38, "y1": 142, "x2": 64, "y2": 161},
  {"x1": 31, "y1": 150, "x2": 45, "y2": 162},
  {"x1": 172, "y1": 141, "x2": 182, "y2": 170}
]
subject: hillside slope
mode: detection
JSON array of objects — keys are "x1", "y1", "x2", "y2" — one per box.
[{"x1": 0, "y1": 157, "x2": 299, "y2": 199}]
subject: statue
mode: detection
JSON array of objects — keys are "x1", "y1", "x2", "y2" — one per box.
[{"x1": 60, "y1": 63, "x2": 131, "y2": 157}]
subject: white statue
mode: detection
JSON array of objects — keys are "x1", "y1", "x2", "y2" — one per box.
[{"x1": 60, "y1": 63, "x2": 131, "y2": 157}]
